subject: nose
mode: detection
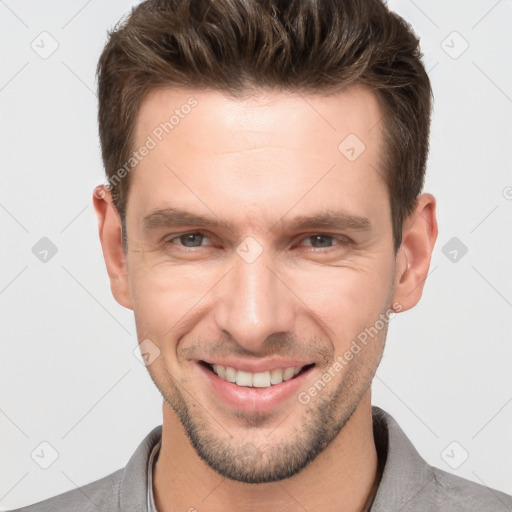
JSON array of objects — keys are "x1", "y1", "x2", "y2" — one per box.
[{"x1": 213, "y1": 251, "x2": 297, "y2": 353}]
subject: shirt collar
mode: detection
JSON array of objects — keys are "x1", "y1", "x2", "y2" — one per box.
[
  {"x1": 147, "y1": 438, "x2": 161, "y2": 512},
  {"x1": 370, "y1": 406, "x2": 435, "y2": 511}
]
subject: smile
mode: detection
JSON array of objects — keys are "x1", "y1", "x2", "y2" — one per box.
[
  {"x1": 208, "y1": 364, "x2": 309, "y2": 388},
  {"x1": 197, "y1": 360, "x2": 316, "y2": 413}
]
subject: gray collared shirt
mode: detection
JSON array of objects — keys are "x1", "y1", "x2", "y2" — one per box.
[
  {"x1": 10, "y1": 406, "x2": 512, "y2": 511},
  {"x1": 147, "y1": 438, "x2": 160, "y2": 512}
]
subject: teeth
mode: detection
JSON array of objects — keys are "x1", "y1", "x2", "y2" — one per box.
[
  {"x1": 235, "y1": 370, "x2": 253, "y2": 387},
  {"x1": 224, "y1": 366, "x2": 237, "y2": 383},
  {"x1": 216, "y1": 365, "x2": 226, "y2": 379},
  {"x1": 212, "y1": 364, "x2": 304, "y2": 388},
  {"x1": 252, "y1": 371, "x2": 271, "y2": 388},
  {"x1": 283, "y1": 367, "x2": 295, "y2": 381},
  {"x1": 270, "y1": 368, "x2": 283, "y2": 384}
]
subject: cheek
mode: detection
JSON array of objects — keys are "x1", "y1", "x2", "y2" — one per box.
[
  {"x1": 127, "y1": 258, "x2": 220, "y2": 338},
  {"x1": 285, "y1": 258, "x2": 394, "y2": 345},
  {"x1": 127, "y1": 247, "x2": 396, "y2": 353}
]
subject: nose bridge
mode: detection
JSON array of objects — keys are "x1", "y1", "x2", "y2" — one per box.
[{"x1": 214, "y1": 251, "x2": 295, "y2": 352}]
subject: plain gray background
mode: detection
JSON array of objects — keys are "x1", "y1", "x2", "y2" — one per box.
[{"x1": 1, "y1": 0, "x2": 511, "y2": 509}]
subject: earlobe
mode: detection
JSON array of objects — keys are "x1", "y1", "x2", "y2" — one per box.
[
  {"x1": 391, "y1": 193, "x2": 438, "y2": 312},
  {"x1": 92, "y1": 185, "x2": 133, "y2": 310}
]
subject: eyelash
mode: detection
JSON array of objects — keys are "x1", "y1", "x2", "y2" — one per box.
[{"x1": 162, "y1": 232, "x2": 352, "y2": 251}]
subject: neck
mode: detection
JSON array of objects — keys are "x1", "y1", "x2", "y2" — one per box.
[{"x1": 153, "y1": 391, "x2": 379, "y2": 512}]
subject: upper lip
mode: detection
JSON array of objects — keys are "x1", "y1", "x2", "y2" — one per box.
[{"x1": 198, "y1": 358, "x2": 314, "y2": 373}]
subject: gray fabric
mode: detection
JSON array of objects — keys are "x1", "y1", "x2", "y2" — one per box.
[
  {"x1": 146, "y1": 439, "x2": 160, "y2": 512},
  {"x1": 9, "y1": 406, "x2": 512, "y2": 511}
]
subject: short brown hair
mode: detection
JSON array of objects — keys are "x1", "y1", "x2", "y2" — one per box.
[{"x1": 97, "y1": 0, "x2": 432, "y2": 252}]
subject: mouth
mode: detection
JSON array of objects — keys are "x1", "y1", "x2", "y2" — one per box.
[
  {"x1": 199, "y1": 361, "x2": 315, "y2": 388},
  {"x1": 196, "y1": 359, "x2": 316, "y2": 414}
]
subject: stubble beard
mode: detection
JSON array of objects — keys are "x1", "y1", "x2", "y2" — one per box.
[{"x1": 149, "y1": 355, "x2": 380, "y2": 484}]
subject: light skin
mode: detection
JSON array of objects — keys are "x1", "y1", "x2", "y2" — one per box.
[{"x1": 93, "y1": 86, "x2": 437, "y2": 512}]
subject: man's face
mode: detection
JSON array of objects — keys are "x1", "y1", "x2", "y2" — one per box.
[{"x1": 123, "y1": 86, "x2": 399, "y2": 483}]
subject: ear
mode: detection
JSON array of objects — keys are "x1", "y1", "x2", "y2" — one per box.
[
  {"x1": 92, "y1": 185, "x2": 133, "y2": 310},
  {"x1": 391, "y1": 193, "x2": 438, "y2": 312}
]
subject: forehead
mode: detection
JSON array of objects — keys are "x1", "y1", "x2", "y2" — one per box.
[
  {"x1": 127, "y1": 86, "x2": 388, "y2": 229},
  {"x1": 134, "y1": 86, "x2": 383, "y2": 153}
]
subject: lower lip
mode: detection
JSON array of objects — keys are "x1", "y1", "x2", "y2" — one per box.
[{"x1": 198, "y1": 363, "x2": 315, "y2": 414}]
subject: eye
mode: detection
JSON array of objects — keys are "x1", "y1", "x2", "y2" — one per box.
[
  {"x1": 165, "y1": 232, "x2": 209, "y2": 248},
  {"x1": 303, "y1": 234, "x2": 335, "y2": 248},
  {"x1": 300, "y1": 234, "x2": 349, "y2": 249}
]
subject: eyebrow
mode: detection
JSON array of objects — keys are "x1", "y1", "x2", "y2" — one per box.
[
  {"x1": 142, "y1": 207, "x2": 372, "y2": 234},
  {"x1": 142, "y1": 208, "x2": 230, "y2": 231}
]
